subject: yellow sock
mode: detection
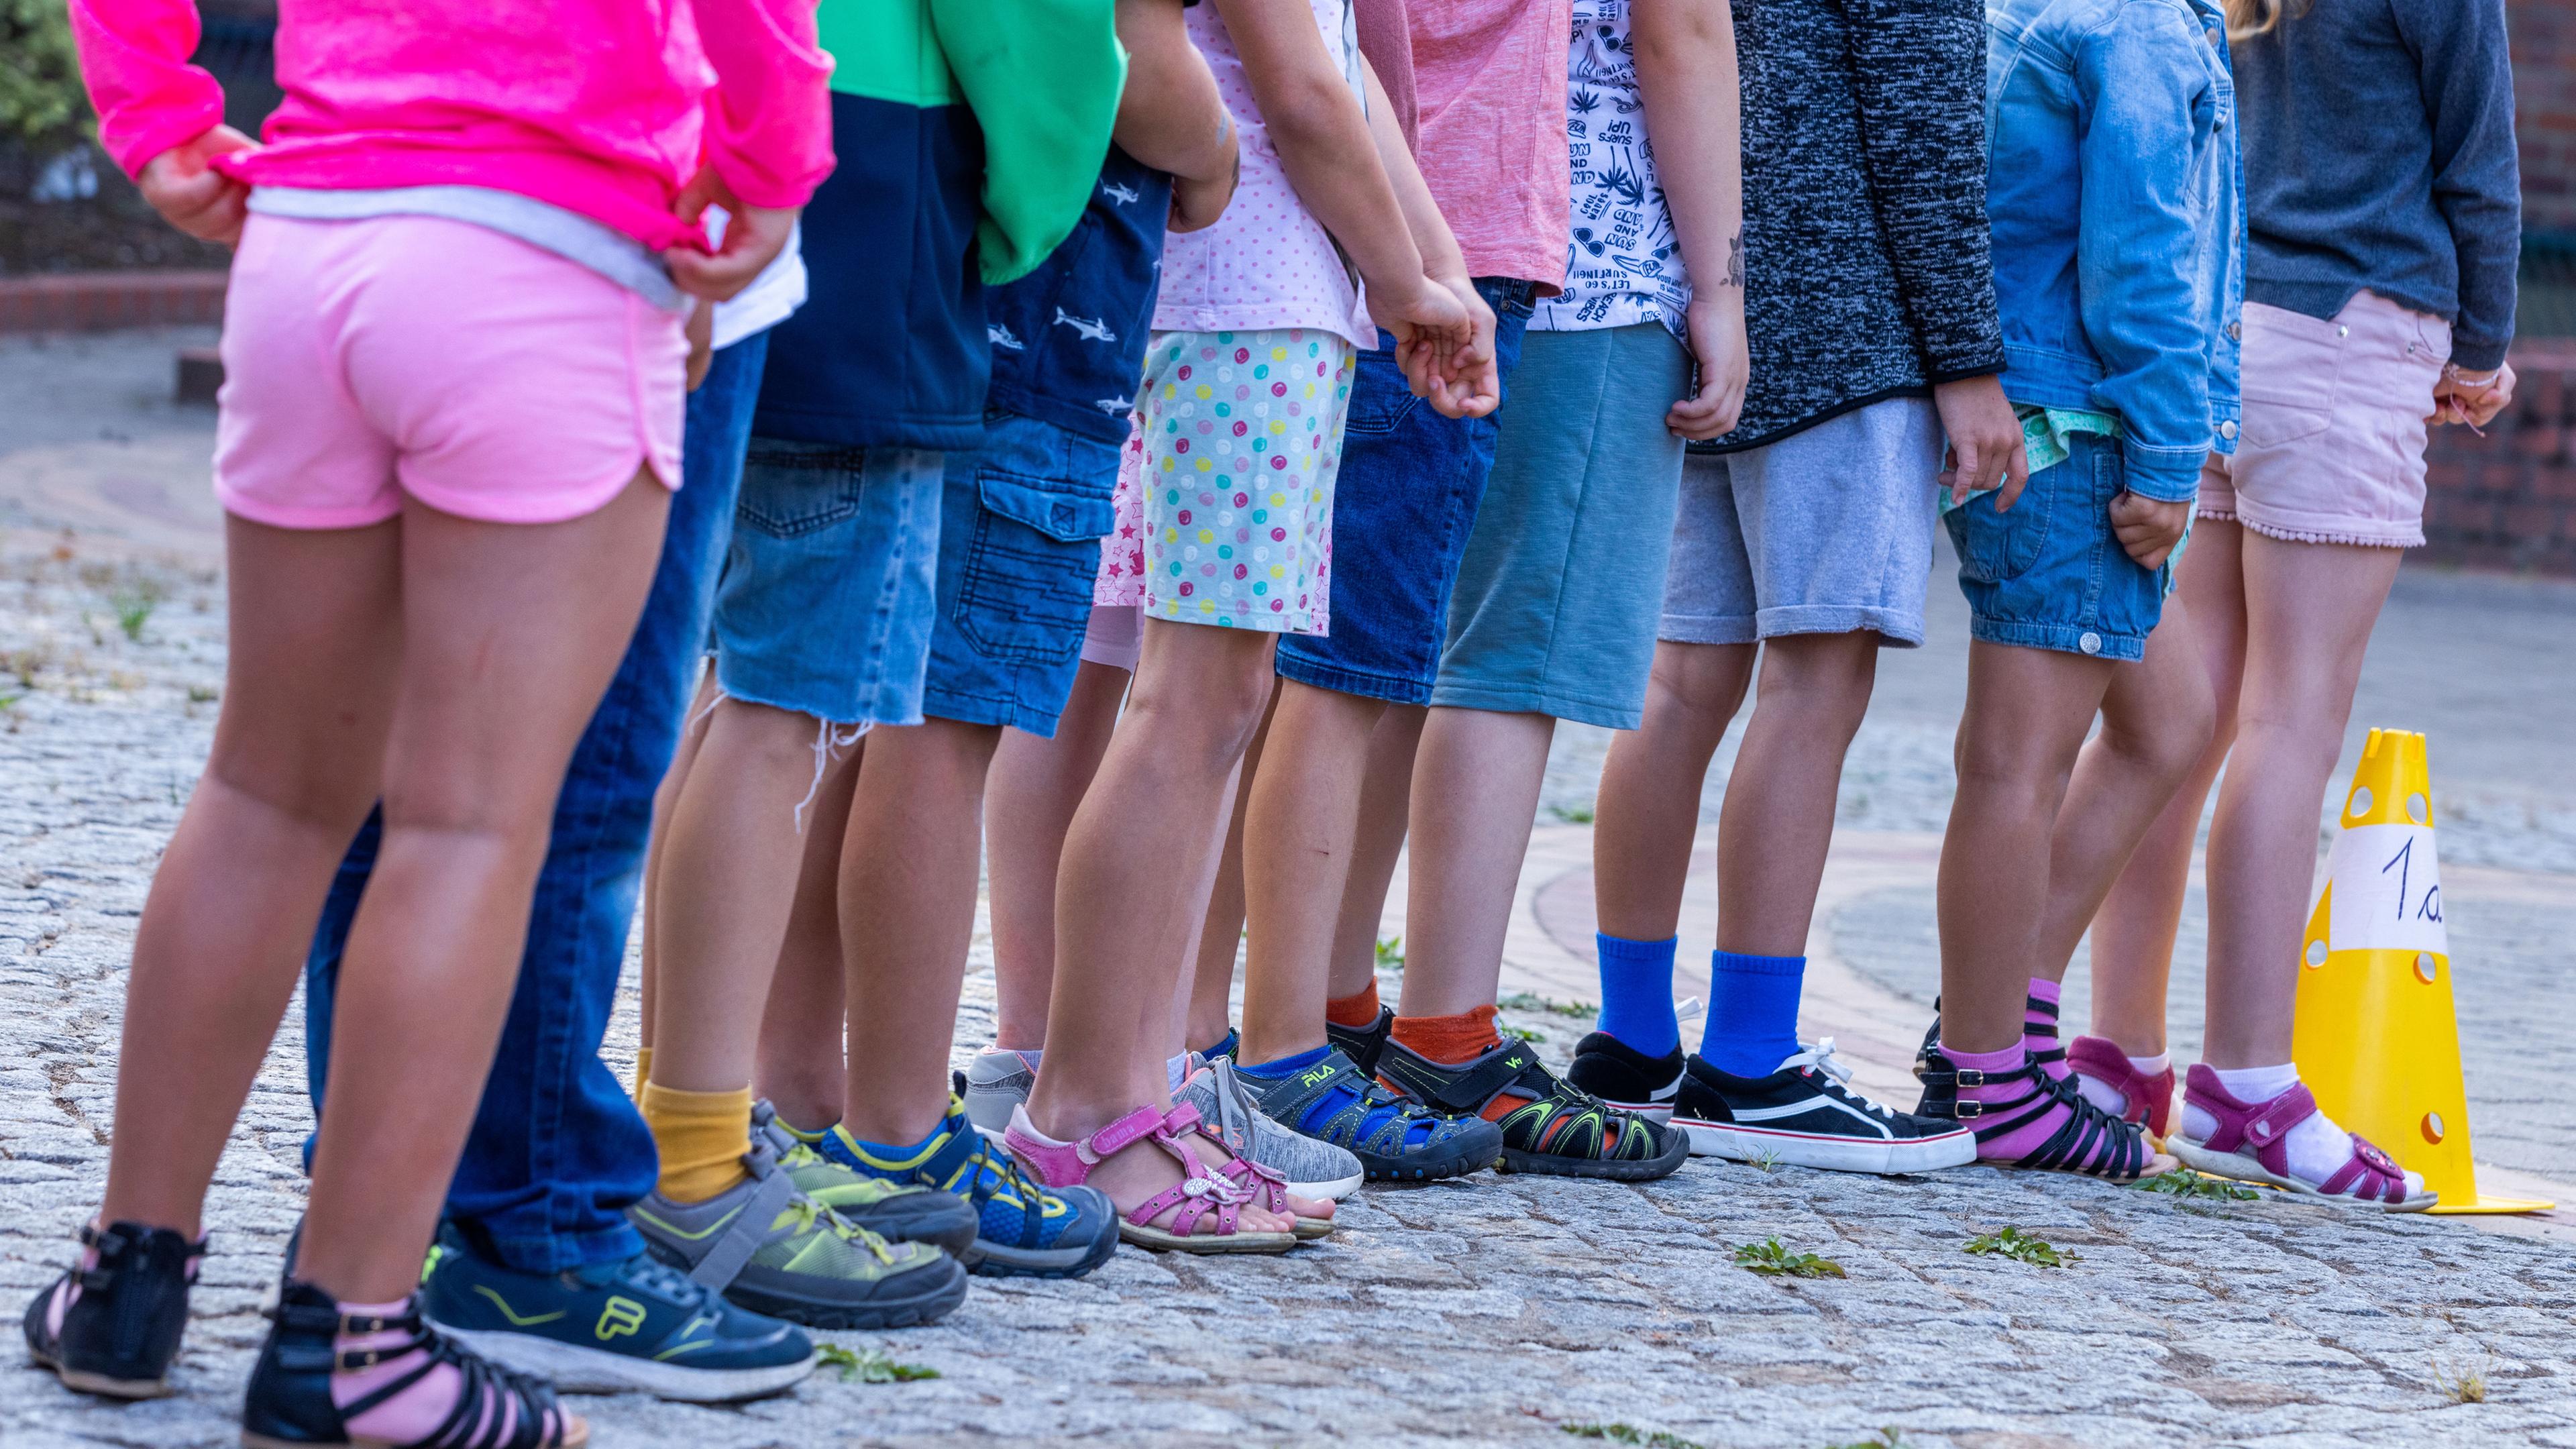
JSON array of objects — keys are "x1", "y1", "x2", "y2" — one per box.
[
  {"x1": 639, "y1": 1081, "x2": 752, "y2": 1203},
  {"x1": 631, "y1": 1047, "x2": 653, "y2": 1104}
]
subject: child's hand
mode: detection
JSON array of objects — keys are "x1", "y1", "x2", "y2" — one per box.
[
  {"x1": 1401, "y1": 276, "x2": 1500, "y2": 420},
  {"x1": 2430, "y1": 361, "x2": 2516, "y2": 431},
  {"x1": 1934, "y1": 373, "x2": 2030, "y2": 511},
  {"x1": 2108, "y1": 490, "x2": 2190, "y2": 570},
  {"x1": 663, "y1": 166, "x2": 799, "y2": 303},
  {"x1": 1379, "y1": 278, "x2": 1472, "y2": 400},
  {"x1": 138, "y1": 125, "x2": 257, "y2": 246},
  {"x1": 1666, "y1": 295, "x2": 1748, "y2": 441},
  {"x1": 1169, "y1": 116, "x2": 1240, "y2": 233}
]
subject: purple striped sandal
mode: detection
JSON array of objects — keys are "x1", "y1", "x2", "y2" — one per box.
[
  {"x1": 2167, "y1": 1065, "x2": 2435, "y2": 1212},
  {"x1": 1004, "y1": 1103, "x2": 1301, "y2": 1255}
]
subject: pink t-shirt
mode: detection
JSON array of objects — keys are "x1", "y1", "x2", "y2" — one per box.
[
  {"x1": 1152, "y1": 0, "x2": 1376, "y2": 350},
  {"x1": 1411, "y1": 0, "x2": 1572, "y2": 292},
  {"x1": 69, "y1": 0, "x2": 834, "y2": 251}
]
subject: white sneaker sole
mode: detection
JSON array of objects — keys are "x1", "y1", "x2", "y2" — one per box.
[
  {"x1": 434, "y1": 1323, "x2": 816, "y2": 1403},
  {"x1": 1291, "y1": 1171, "x2": 1364, "y2": 1201},
  {"x1": 1676, "y1": 1117, "x2": 1979, "y2": 1175},
  {"x1": 2167, "y1": 1137, "x2": 2438, "y2": 1212}
]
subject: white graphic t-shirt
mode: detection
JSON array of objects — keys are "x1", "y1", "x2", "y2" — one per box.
[{"x1": 1531, "y1": 0, "x2": 1689, "y2": 337}]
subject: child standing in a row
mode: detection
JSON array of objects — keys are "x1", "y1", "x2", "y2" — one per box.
[{"x1": 32, "y1": 0, "x2": 829, "y2": 1440}]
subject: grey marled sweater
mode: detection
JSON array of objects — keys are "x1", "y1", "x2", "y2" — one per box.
[{"x1": 1706, "y1": 0, "x2": 2004, "y2": 453}]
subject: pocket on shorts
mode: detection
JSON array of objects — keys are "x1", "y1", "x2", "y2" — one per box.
[
  {"x1": 2238, "y1": 303, "x2": 2347, "y2": 449},
  {"x1": 956, "y1": 440, "x2": 1120, "y2": 664},
  {"x1": 736, "y1": 441, "x2": 873, "y2": 538},
  {"x1": 1342, "y1": 345, "x2": 1419, "y2": 437},
  {"x1": 1951, "y1": 464, "x2": 2057, "y2": 586}
]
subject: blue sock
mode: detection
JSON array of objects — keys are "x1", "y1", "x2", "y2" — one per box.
[
  {"x1": 1202, "y1": 1027, "x2": 1239, "y2": 1061},
  {"x1": 1233, "y1": 1044, "x2": 1331, "y2": 1079},
  {"x1": 1595, "y1": 932, "x2": 1680, "y2": 1057},
  {"x1": 1699, "y1": 951, "x2": 1805, "y2": 1077},
  {"x1": 1235, "y1": 1044, "x2": 1428, "y2": 1150}
]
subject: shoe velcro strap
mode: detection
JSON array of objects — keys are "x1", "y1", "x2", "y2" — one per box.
[
  {"x1": 1401, "y1": 1046, "x2": 1535, "y2": 1115},
  {"x1": 2237, "y1": 1083, "x2": 2319, "y2": 1157},
  {"x1": 918, "y1": 1124, "x2": 987, "y2": 1189},
  {"x1": 1085, "y1": 1104, "x2": 1173, "y2": 1161},
  {"x1": 687, "y1": 1169, "x2": 798, "y2": 1292}
]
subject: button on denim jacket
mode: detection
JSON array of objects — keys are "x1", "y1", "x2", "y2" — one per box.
[{"x1": 1984, "y1": 0, "x2": 2245, "y2": 502}]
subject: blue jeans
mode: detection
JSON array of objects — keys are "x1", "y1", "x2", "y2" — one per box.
[
  {"x1": 921, "y1": 412, "x2": 1119, "y2": 735},
  {"x1": 1273, "y1": 276, "x2": 1534, "y2": 704},
  {"x1": 302, "y1": 332, "x2": 771, "y2": 1273}
]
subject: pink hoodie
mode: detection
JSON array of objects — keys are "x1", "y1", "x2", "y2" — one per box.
[{"x1": 70, "y1": 0, "x2": 835, "y2": 250}]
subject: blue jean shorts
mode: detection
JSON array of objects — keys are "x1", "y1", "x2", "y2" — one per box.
[
  {"x1": 1273, "y1": 276, "x2": 1535, "y2": 704},
  {"x1": 710, "y1": 438, "x2": 945, "y2": 724},
  {"x1": 1943, "y1": 430, "x2": 2165, "y2": 661},
  {"x1": 923, "y1": 412, "x2": 1120, "y2": 735}
]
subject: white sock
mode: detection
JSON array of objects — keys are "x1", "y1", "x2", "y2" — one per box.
[
  {"x1": 1166, "y1": 1053, "x2": 1192, "y2": 1093},
  {"x1": 2127, "y1": 1051, "x2": 2171, "y2": 1079},
  {"x1": 2074, "y1": 1073, "x2": 2133, "y2": 1118},
  {"x1": 2182, "y1": 1063, "x2": 2422, "y2": 1193}
]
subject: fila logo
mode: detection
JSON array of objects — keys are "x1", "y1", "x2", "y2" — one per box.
[{"x1": 596, "y1": 1297, "x2": 647, "y2": 1342}]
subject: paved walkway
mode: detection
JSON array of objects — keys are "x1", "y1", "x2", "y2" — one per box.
[{"x1": 7, "y1": 333, "x2": 2576, "y2": 1447}]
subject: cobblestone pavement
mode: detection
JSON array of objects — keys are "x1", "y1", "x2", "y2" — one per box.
[{"x1": 7, "y1": 339, "x2": 2576, "y2": 1446}]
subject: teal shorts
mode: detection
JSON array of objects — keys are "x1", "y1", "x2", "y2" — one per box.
[{"x1": 1430, "y1": 323, "x2": 1691, "y2": 729}]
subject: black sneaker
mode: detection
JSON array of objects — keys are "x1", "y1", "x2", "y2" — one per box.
[
  {"x1": 1325, "y1": 1004, "x2": 1394, "y2": 1077},
  {"x1": 21, "y1": 1221, "x2": 203, "y2": 1399},
  {"x1": 1672, "y1": 1039, "x2": 1974, "y2": 1174},
  {"x1": 1562, "y1": 1030, "x2": 1687, "y2": 1120},
  {"x1": 1375, "y1": 1036, "x2": 1687, "y2": 1181}
]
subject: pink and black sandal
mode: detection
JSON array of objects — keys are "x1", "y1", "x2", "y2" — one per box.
[
  {"x1": 1004, "y1": 1103, "x2": 1301, "y2": 1255},
  {"x1": 2066, "y1": 1035, "x2": 2177, "y2": 1141},
  {"x1": 2167, "y1": 1065, "x2": 2435, "y2": 1212}
]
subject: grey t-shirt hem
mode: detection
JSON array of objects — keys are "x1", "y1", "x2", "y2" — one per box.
[{"x1": 248, "y1": 186, "x2": 683, "y2": 313}]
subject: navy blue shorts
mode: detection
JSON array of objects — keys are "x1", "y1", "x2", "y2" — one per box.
[
  {"x1": 1273, "y1": 277, "x2": 1534, "y2": 705},
  {"x1": 922, "y1": 411, "x2": 1120, "y2": 735}
]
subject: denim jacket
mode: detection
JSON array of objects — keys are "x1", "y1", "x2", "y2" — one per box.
[{"x1": 1984, "y1": 0, "x2": 2244, "y2": 502}]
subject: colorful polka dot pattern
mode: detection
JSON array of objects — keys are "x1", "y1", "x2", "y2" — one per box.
[{"x1": 1091, "y1": 328, "x2": 1354, "y2": 636}]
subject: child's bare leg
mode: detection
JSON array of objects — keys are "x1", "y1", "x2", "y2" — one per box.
[
  {"x1": 751, "y1": 742, "x2": 861, "y2": 1130},
  {"x1": 647, "y1": 699, "x2": 845, "y2": 1095},
  {"x1": 2200, "y1": 531, "x2": 2401, "y2": 1069},
  {"x1": 98, "y1": 517, "x2": 404, "y2": 1239},
  {"x1": 1025, "y1": 621, "x2": 1291, "y2": 1234},
  {"x1": 837, "y1": 718, "x2": 1002, "y2": 1144},
  {"x1": 1715, "y1": 634, "x2": 1876, "y2": 952},
  {"x1": 638, "y1": 667, "x2": 719, "y2": 1059},
  {"x1": 1182, "y1": 693, "x2": 1271, "y2": 1055},
  {"x1": 1239, "y1": 680, "x2": 1386, "y2": 1063},
  {"x1": 1593, "y1": 642, "x2": 1750, "y2": 944},
  {"x1": 983, "y1": 659, "x2": 1128, "y2": 1050},
  {"x1": 1935, "y1": 640, "x2": 2116, "y2": 1053},
  {"x1": 301, "y1": 474, "x2": 668, "y2": 1303},
  {"x1": 2088, "y1": 522, "x2": 2248, "y2": 1053},
  {"x1": 2028, "y1": 601, "x2": 2218, "y2": 991},
  {"x1": 1323, "y1": 704, "x2": 1428, "y2": 1002},
  {"x1": 1395, "y1": 707, "x2": 1556, "y2": 1018}
]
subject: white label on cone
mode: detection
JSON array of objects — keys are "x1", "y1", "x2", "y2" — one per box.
[{"x1": 2324, "y1": 822, "x2": 2449, "y2": 955}]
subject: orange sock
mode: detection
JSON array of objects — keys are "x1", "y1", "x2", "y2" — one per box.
[
  {"x1": 1391, "y1": 1006, "x2": 1531, "y2": 1122},
  {"x1": 1326, "y1": 981, "x2": 1381, "y2": 1029}
]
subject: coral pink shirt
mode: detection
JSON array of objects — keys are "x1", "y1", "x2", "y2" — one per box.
[
  {"x1": 69, "y1": 0, "x2": 834, "y2": 250},
  {"x1": 1411, "y1": 0, "x2": 1571, "y2": 292}
]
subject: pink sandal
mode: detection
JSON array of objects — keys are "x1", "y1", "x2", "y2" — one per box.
[
  {"x1": 1004, "y1": 1103, "x2": 1301, "y2": 1254},
  {"x1": 2167, "y1": 1065, "x2": 2435, "y2": 1211},
  {"x1": 2066, "y1": 1036, "x2": 2176, "y2": 1141},
  {"x1": 1189, "y1": 1122, "x2": 1334, "y2": 1241}
]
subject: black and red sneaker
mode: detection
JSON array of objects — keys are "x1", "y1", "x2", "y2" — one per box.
[{"x1": 1377, "y1": 1036, "x2": 1686, "y2": 1181}]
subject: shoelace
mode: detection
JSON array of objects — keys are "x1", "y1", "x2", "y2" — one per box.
[
  {"x1": 1778, "y1": 1038, "x2": 1896, "y2": 1120},
  {"x1": 775, "y1": 1193, "x2": 898, "y2": 1265},
  {"x1": 963, "y1": 1133, "x2": 1056, "y2": 1214}
]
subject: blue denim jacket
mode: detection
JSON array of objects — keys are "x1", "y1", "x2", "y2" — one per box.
[{"x1": 1984, "y1": 0, "x2": 2244, "y2": 502}]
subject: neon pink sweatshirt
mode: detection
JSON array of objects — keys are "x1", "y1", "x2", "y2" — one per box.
[{"x1": 70, "y1": 1, "x2": 835, "y2": 250}]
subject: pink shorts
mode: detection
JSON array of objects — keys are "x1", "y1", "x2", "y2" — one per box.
[
  {"x1": 215, "y1": 212, "x2": 686, "y2": 529},
  {"x1": 2198, "y1": 290, "x2": 2450, "y2": 548}
]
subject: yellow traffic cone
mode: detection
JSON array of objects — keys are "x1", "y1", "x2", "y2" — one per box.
[{"x1": 2292, "y1": 729, "x2": 2550, "y2": 1214}]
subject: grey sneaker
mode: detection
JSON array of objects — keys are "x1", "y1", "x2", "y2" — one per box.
[
  {"x1": 628, "y1": 1136, "x2": 968, "y2": 1330},
  {"x1": 961, "y1": 1049, "x2": 1039, "y2": 1138},
  {"x1": 1178, "y1": 1057, "x2": 1365, "y2": 1200}
]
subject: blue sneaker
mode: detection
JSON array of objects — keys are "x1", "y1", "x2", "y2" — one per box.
[
  {"x1": 419, "y1": 1225, "x2": 816, "y2": 1403},
  {"x1": 820, "y1": 1095, "x2": 1120, "y2": 1279}
]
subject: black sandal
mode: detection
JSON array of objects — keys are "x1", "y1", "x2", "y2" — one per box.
[{"x1": 243, "y1": 1281, "x2": 582, "y2": 1448}]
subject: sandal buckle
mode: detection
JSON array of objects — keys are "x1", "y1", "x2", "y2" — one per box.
[
  {"x1": 1954, "y1": 1069, "x2": 1985, "y2": 1088},
  {"x1": 1951, "y1": 1099, "x2": 1984, "y2": 1120}
]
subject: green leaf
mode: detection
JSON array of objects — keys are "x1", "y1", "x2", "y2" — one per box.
[
  {"x1": 1733, "y1": 1238, "x2": 1847, "y2": 1279},
  {"x1": 814, "y1": 1342, "x2": 941, "y2": 1383},
  {"x1": 1964, "y1": 1226, "x2": 2076, "y2": 1268}
]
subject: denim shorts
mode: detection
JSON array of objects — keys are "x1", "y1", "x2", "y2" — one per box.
[
  {"x1": 922, "y1": 412, "x2": 1120, "y2": 735},
  {"x1": 1662, "y1": 396, "x2": 1941, "y2": 648},
  {"x1": 1274, "y1": 277, "x2": 1536, "y2": 704},
  {"x1": 1431, "y1": 323, "x2": 1692, "y2": 729},
  {"x1": 710, "y1": 438, "x2": 945, "y2": 724},
  {"x1": 1943, "y1": 430, "x2": 2164, "y2": 661}
]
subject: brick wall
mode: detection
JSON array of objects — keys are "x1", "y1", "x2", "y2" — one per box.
[
  {"x1": 2422, "y1": 343, "x2": 2576, "y2": 574},
  {"x1": 2518, "y1": 0, "x2": 2576, "y2": 236},
  {"x1": 0, "y1": 271, "x2": 226, "y2": 333}
]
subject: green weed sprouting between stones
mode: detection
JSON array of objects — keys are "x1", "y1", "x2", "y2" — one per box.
[
  {"x1": 1502, "y1": 1024, "x2": 1546, "y2": 1043},
  {"x1": 1823, "y1": 1432, "x2": 1908, "y2": 1449},
  {"x1": 1550, "y1": 803, "x2": 1597, "y2": 824},
  {"x1": 113, "y1": 583, "x2": 164, "y2": 643},
  {"x1": 1964, "y1": 1226, "x2": 2076, "y2": 1267},
  {"x1": 814, "y1": 1342, "x2": 939, "y2": 1383},
  {"x1": 2431, "y1": 1353, "x2": 2491, "y2": 1405},
  {"x1": 1375, "y1": 934, "x2": 1405, "y2": 972},
  {"x1": 1746, "y1": 1147, "x2": 1786, "y2": 1174},
  {"x1": 2136, "y1": 1169, "x2": 2259, "y2": 1201},
  {"x1": 1733, "y1": 1238, "x2": 1847, "y2": 1279},
  {"x1": 1559, "y1": 1424, "x2": 1708, "y2": 1449},
  {"x1": 1499, "y1": 991, "x2": 1599, "y2": 1018}
]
